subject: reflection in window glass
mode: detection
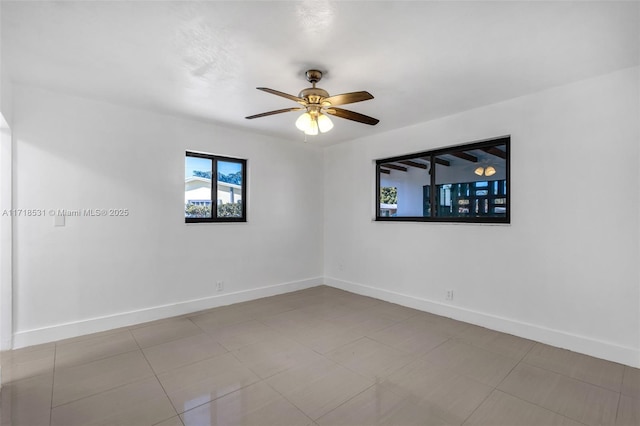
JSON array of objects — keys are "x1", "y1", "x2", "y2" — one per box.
[
  {"x1": 376, "y1": 137, "x2": 509, "y2": 223},
  {"x1": 216, "y1": 161, "x2": 243, "y2": 218}
]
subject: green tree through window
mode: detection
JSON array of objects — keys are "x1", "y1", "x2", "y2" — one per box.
[{"x1": 380, "y1": 187, "x2": 398, "y2": 204}]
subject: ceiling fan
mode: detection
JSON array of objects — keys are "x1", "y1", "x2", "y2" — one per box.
[{"x1": 245, "y1": 69, "x2": 379, "y2": 135}]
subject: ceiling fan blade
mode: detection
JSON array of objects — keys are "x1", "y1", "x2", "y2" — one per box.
[
  {"x1": 325, "y1": 107, "x2": 379, "y2": 125},
  {"x1": 257, "y1": 87, "x2": 306, "y2": 105},
  {"x1": 322, "y1": 91, "x2": 374, "y2": 106},
  {"x1": 245, "y1": 107, "x2": 305, "y2": 119}
]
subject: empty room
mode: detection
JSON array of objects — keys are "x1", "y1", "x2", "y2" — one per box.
[{"x1": 0, "y1": 1, "x2": 639, "y2": 425}]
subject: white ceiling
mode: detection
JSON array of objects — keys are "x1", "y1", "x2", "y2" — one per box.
[{"x1": 2, "y1": 1, "x2": 638, "y2": 146}]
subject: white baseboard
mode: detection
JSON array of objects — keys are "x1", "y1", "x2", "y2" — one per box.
[
  {"x1": 325, "y1": 277, "x2": 640, "y2": 368},
  {"x1": 12, "y1": 277, "x2": 323, "y2": 349},
  {"x1": 12, "y1": 275, "x2": 640, "y2": 368}
]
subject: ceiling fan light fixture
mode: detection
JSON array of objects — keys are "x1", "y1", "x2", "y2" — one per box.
[
  {"x1": 474, "y1": 167, "x2": 485, "y2": 176},
  {"x1": 295, "y1": 112, "x2": 312, "y2": 131},
  {"x1": 317, "y1": 113, "x2": 333, "y2": 133},
  {"x1": 304, "y1": 118, "x2": 319, "y2": 135},
  {"x1": 485, "y1": 166, "x2": 496, "y2": 176}
]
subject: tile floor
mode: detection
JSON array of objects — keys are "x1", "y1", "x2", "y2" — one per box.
[{"x1": 1, "y1": 286, "x2": 638, "y2": 426}]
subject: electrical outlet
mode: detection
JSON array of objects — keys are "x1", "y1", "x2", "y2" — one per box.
[
  {"x1": 216, "y1": 281, "x2": 224, "y2": 292},
  {"x1": 446, "y1": 290, "x2": 454, "y2": 301}
]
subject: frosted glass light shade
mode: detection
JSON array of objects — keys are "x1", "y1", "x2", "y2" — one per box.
[
  {"x1": 317, "y1": 113, "x2": 334, "y2": 133},
  {"x1": 304, "y1": 119, "x2": 318, "y2": 135},
  {"x1": 474, "y1": 167, "x2": 484, "y2": 176},
  {"x1": 295, "y1": 112, "x2": 312, "y2": 131},
  {"x1": 485, "y1": 166, "x2": 496, "y2": 176}
]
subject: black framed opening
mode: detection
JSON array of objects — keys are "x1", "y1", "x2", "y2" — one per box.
[
  {"x1": 185, "y1": 151, "x2": 247, "y2": 223},
  {"x1": 376, "y1": 136, "x2": 510, "y2": 224}
]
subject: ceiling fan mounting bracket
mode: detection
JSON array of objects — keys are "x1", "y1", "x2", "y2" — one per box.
[{"x1": 305, "y1": 69, "x2": 323, "y2": 84}]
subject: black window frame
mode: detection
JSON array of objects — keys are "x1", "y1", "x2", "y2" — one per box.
[
  {"x1": 375, "y1": 136, "x2": 510, "y2": 224},
  {"x1": 185, "y1": 151, "x2": 247, "y2": 223}
]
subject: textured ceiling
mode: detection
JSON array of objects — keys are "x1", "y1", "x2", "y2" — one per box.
[{"x1": 2, "y1": 1, "x2": 638, "y2": 145}]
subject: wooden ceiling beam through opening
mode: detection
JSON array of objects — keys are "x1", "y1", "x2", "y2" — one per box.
[
  {"x1": 399, "y1": 160, "x2": 428, "y2": 169},
  {"x1": 381, "y1": 164, "x2": 408, "y2": 172},
  {"x1": 451, "y1": 152, "x2": 478, "y2": 162},
  {"x1": 419, "y1": 156, "x2": 451, "y2": 167},
  {"x1": 481, "y1": 146, "x2": 507, "y2": 159}
]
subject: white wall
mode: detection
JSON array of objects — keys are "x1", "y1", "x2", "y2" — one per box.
[
  {"x1": 0, "y1": 3, "x2": 12, "y2": 128},
  {"x1": 0, "y1": 3, "x2": 14, "y2": 353},
  {"x1": 11, "y1": 84, "x2": 324, "y2": 346},
  {"x1": 0, "y1": 119, "x2": 11, "y2": 352},
  {"x1": 324, "y1": 67, "x2": 640, "y2": 367},
  {"x1": 7, "y1": 68, "x2": 640, "y2": 368}
]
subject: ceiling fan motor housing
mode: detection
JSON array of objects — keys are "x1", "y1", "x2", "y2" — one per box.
[{"x1": 299, "y1": 87, "x2": 329, "y2": 105}]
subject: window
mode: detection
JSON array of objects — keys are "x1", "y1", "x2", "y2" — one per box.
[
  {"x1": 185, "y1": 152, "x2": 246, "y2": 223},
  {"x1": 376, "y1": 136, "x2": 510, "y2": 223}
]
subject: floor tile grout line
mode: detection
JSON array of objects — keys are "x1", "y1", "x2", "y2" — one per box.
[
  {"x1": 135, "y1": 339, "x2": 180, "y2": 423},
  {"x1": 364, "y1": 331, "x2": 448, "y2": 358},
  {"x1": 494, "y1": 351, "x2": 528, "y2": 391},
  {"x1": 49, "y1": 330, "x2": 182, "y2": 424},
  {"x1": 494, "y1": 356, "x2": 619, "y2": 425},
  {"x1": 260, "y1": 371, "x2": 330, "y2": 424},
  {"x1": 488, "y1": 388, "x2": 591, "y2": 426},
  {"x1": 144, "y1": 345, "x2": 232, "y2": 380},
  {"x1": 48, "y1": 374, "x2": 157, "y2": 411},
  {"x1": 459, "y1": 387, "x2": 496, "y2": 426},
  {"x1": 462, "y1": 346, "x2": 534, "y2": 425},
  {"x1": 524, "y1": 343, "x2": 627, "y2": 389},
  {"x1": 48, "y1": 342, "x2": 58, "y2": 426},
  {"x1": 323, "y1": 341, "x2": 424, "y2": 382},
  {"x1": 314, "y1": 381, "x2": 379, "y2": 425},
  {"x1": 134, "y1": 322, "x2": 264, "y2": 418},
  {"x1": 620, "y1": 366, "x2": 640, "y2": 399},
  {"x1": 518, "y1": 359, "x2": 624, "y2": 394},
  {"x1": 138, "y1": 340, "x2": 259, "y2": 419},
  {"x1": 131, "y1": 328, "x2": 203, "y2": 350},
  {"x1": 519, "y1": 339, "x2": 538, "y2": 362},
  {"x1": 175, "y1": 379, "x2": 265, "y2": 419},
  {"x1": 52, "y1": 346, "x2": 141, "y2": 373},
  {"x1": 448, "y1": 334, "x2": 536, "y2": 363},
  {"x1": 614, "y1": 387, "x2": 623, "y2": 426},
  {"x1": 0, "y1": 346, "x2": 56, "y2": 386},
  {"x1": 505, "y1": 348, "x2": 616, "y2": 424}
]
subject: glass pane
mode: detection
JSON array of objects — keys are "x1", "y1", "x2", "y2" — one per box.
[
  {"x1": 185, "y1": 156, "x2": 213, "y2": 218},
  {"x1": 378, "y1": 159, "x2": 431, "y2": 217},
  {"x1": 376, "y1": 139, "x2": 508, "y2": 222},
  {"x1": 216, "y1": 161, "x2": 243, "y2": 218},
  {"x1": 434, "y1": 144, "x2": 508, "y2": 219}
]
